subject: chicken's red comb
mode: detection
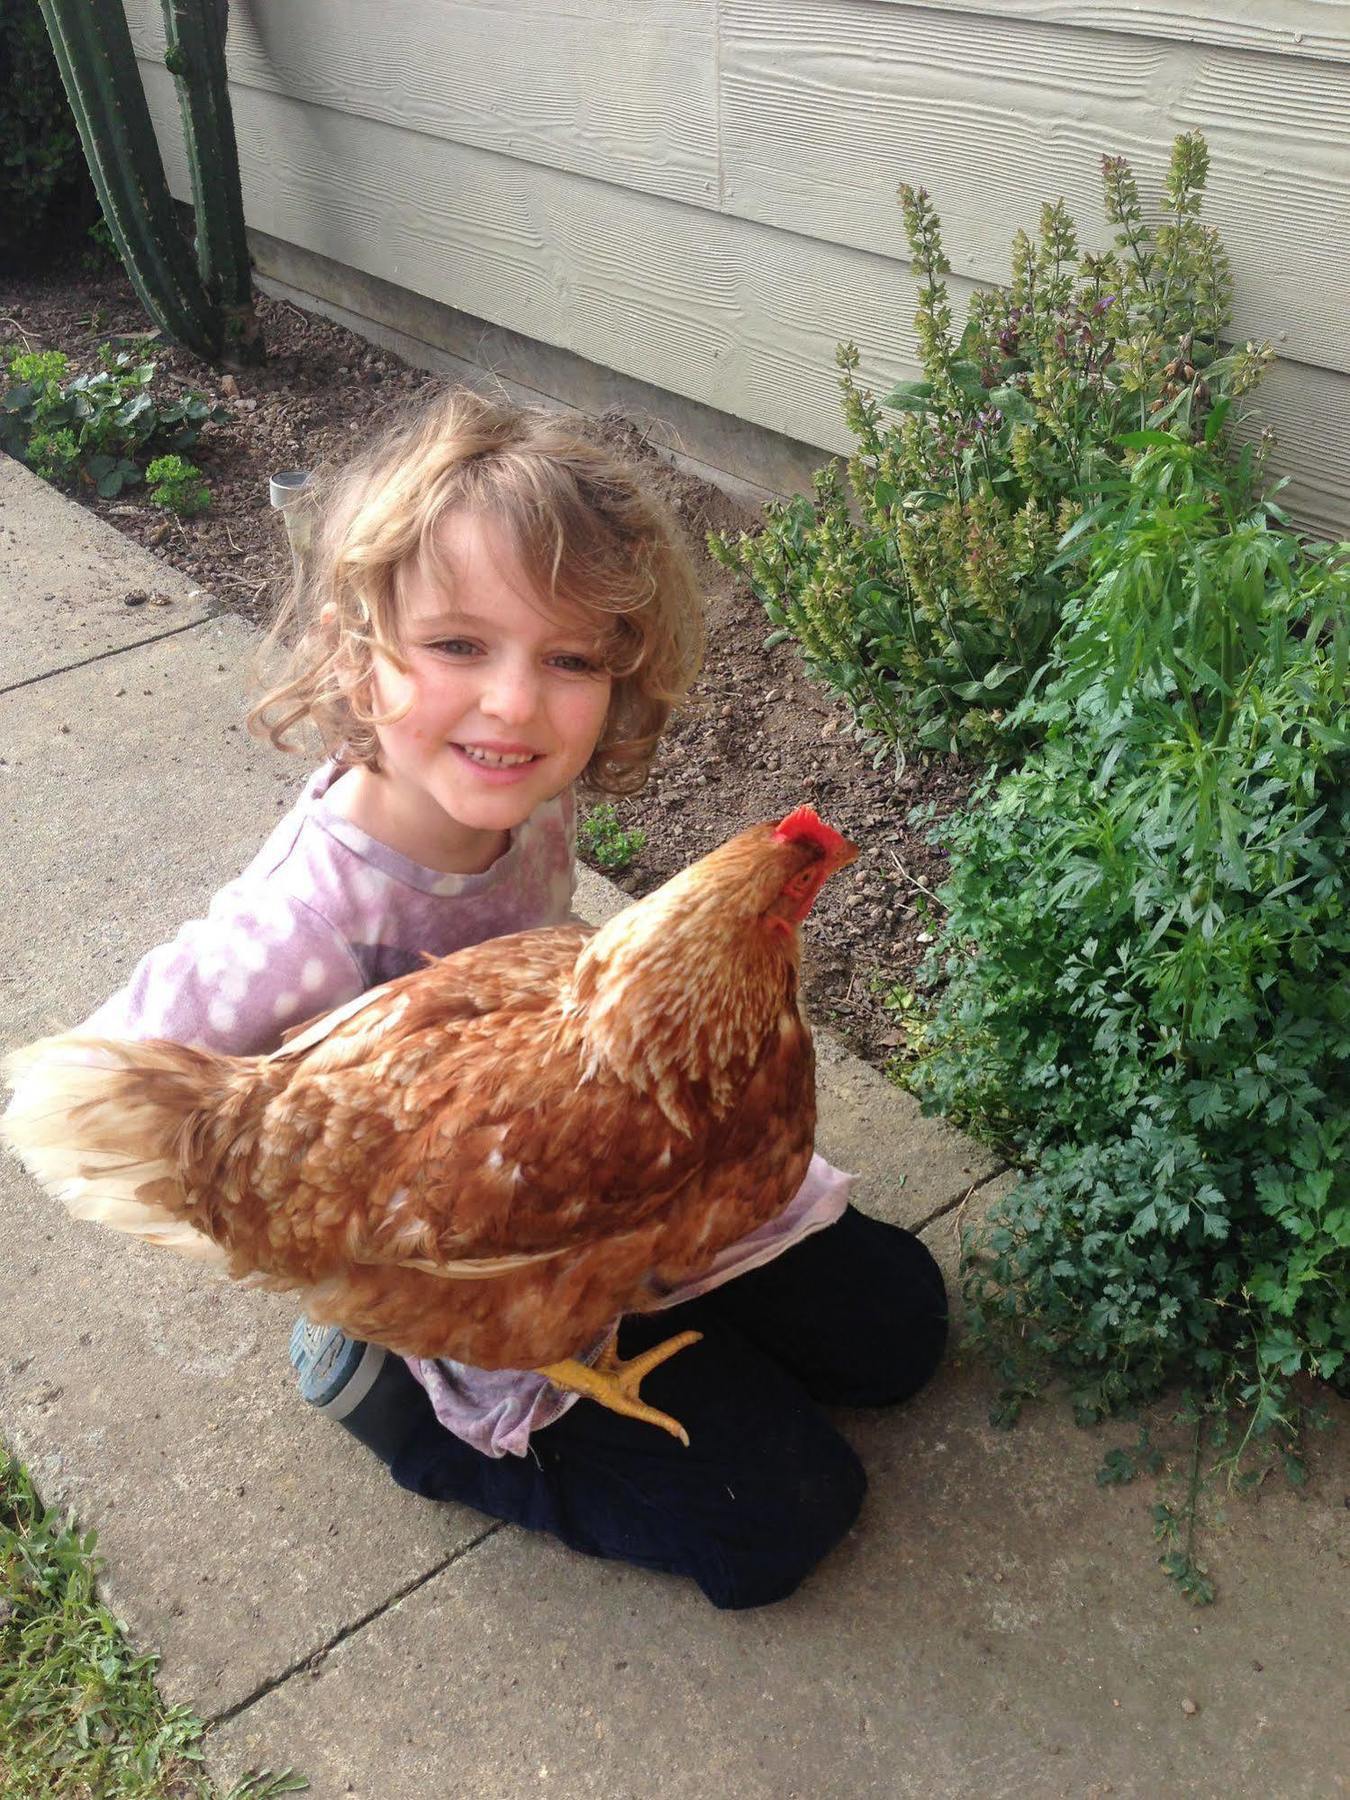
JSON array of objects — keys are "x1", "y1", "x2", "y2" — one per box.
[{"x1": 771, "y1": 805, "x2": 855, "y2": 861}]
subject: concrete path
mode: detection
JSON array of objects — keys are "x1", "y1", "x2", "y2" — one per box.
[{"x1": 1, "y1": 453, "x2": 1345, "y2": 1799}]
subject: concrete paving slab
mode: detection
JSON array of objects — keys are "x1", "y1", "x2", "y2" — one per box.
[
  {"x1": 918, "y1": 1169, "x2": 1019, "y2": 1315},
  {"x1": 210, "y1": 1141, "x2": 1350, "y2": 1798},
  {"x1": 1, "y1": 453, "x2": 217, "y2": 691},
  {"x1": 813, "y1": 1030, "x2": 1001, "y2": 1232},
  {"x1": 0, "y1": 631, "x2": 499, "y2": 1716},
  {"x1": 2, "y1": 615, "x2": 303, "y2": 1048},
  {"x1": 207, "y1": 1356, "x2": 1350, "y2": 1800}
]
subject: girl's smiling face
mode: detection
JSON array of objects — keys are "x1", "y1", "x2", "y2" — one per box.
[{"x1": 342, "y1": 508, "x2": 614, "y2": 873}]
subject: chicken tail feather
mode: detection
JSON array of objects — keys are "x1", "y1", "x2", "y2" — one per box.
[{"x1": 1, "y1": 1034, "x2": 232, "y2": 1266}]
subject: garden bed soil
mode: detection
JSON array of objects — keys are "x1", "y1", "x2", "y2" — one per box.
[{"x1": 2, "y1": 257, "x2": 978, "y2": 1069}]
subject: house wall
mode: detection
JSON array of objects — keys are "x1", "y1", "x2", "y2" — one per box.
[{"x1": 125, "y1": 0, "x2": 1349, "y2": 535}]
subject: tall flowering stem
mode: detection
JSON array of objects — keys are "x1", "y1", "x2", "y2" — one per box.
[{"x1": 710, "y1": 131, "x2": 1274, "y2": 762}]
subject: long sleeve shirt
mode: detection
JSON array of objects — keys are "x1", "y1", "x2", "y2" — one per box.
[{"x1": 79, "y1": 760, "x2": 853, "y2": 1455}]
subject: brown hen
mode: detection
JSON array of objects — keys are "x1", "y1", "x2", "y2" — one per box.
[{"x1": 2, "y1": 807, "x2": 856, "y2": 1441}]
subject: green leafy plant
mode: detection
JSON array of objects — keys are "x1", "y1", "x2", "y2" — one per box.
[
  {"x1": 146, "y1": 452, "x2": 211, "y2": 517},
  {"x1": 710, "y1": 131, "x2": 1273, "y2": 762},
  {"x1": 0, "y1": 0, "x2": 96, "y2": 263},
  {"x1": 81, "y1": 213, "x2": 120, "y2": 276},
  {"x1": 580, "y1": 803, "x2": 647, "y2": 871},
  {"x1": 896, "y1": 426, "x2": 1349, "y2": 1591},
  {"x1": 1, "y1": 344, "x2": 224, "y2": 498},
  {"x1": 1, "y1": 1444, "x2": 307, "y2": 1795}
]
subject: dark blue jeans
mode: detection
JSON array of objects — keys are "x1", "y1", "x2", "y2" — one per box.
[{"x1": 388, "y1": 1206, "x2": 948, "y2": 1610}]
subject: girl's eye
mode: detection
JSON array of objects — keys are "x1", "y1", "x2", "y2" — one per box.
[{"x1": 420, "y1": 640, "x2": 602, "y2": 673}]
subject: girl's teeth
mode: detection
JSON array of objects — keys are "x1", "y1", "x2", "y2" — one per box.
[{"x1": 462, "y1": 746, "x2": 535, "y2": 767}]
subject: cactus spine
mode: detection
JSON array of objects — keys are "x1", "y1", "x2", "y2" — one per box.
[{"x1": 37, "y1": 0, "x2": 260, "y2": 365}]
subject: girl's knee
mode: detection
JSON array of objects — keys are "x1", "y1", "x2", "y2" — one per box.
[
  {"x1": 835, "y1": 1216, "x2": 950, "y2": 1408},
  {"x1": 696, "y1": 1427, "x2": 867, "y2": 1611}
]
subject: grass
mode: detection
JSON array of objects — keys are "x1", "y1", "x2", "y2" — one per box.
[{"x1": 1, "y1": 1440, "x2": 306, "y2": 1798}]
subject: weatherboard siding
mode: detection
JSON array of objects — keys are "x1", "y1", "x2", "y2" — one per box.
[{"x1": 125, "y1": 0, "x2": 1350, "y2": 536}]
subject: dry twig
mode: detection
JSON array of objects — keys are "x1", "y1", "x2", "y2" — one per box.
[
  {"x1": 276, "y1": 297, "x2": 312, "y2": 329},
  {"x1": 950, "y1": 1180, "x2": 980, "y2": 1250},
  {"x1": 888, "y1": 848, "x2": 942, "y2": 904}
]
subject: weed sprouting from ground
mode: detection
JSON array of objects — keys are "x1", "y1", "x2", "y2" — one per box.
[{"x1": 0, "y1": 1442, "x2": 306, "y2": 1797}]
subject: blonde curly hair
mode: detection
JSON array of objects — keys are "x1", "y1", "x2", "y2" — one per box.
[{"x1": 248, "y1": 387, "x2": 705, "y2": 794}]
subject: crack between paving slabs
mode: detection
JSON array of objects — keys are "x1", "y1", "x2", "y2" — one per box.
[
  {"x1": 907, "y1": 1163, "x2": 1013, "y2": 1238},
  {"x1": 201, "y1": 1164, "x2": 1017, "y2": 1733},
  {"x1": 1, "y1": 616, "x2": 219, "y2": 695},
  {"x1": 203, "y1": 1520, "x2": 505, "y2": 1730}
]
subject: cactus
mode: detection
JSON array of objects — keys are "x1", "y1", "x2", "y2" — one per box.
[
  {"x1": 159, "y1": 0, "x2": 258, "y2": 360},
  {"x1": 36, "y1": 0, "x2": 261, "y2": 365}
]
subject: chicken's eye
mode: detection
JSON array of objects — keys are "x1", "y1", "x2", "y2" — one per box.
[{"x1": 782, "y1": 865, "x2": 820, "y2": 899}]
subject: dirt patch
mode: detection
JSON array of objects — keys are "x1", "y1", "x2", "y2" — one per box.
[{"x1": 2, "y1": 255, "x2": 978, "y2": 1067}]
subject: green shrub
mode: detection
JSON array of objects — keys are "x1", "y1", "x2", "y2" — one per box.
[
  {"x1": 710, "y1": 132, "x2": 1273, "y2": 763},
  {"x1": 0, "y1": 345, "x2": 224, "y2": 498},
  {"x1": 0, "y1": 2, "x2": 97, "y2": 263},
  {"x1": 901, "y1": 426, "x2": 1349, "y2": 1451},
  {"x1": 146, "y1": 453, "x2": 211, "y2": 517}
]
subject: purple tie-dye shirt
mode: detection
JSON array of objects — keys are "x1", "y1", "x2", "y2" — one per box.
[{"x1": 80, "y1": 760, "x2": 852, "y2": 1456}]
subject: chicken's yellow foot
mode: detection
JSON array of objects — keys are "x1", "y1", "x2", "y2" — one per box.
[{"x1": 536, "y1": 1329, "x2": 702, "y2": 1446}]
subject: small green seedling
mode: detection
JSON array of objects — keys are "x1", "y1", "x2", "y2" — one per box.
[
  {"x1": 580, "y1": 804, "x2": 646, "y2": 872},
  {"x1": 146, "y1": 453, "x2": 211, "y2": 517}
]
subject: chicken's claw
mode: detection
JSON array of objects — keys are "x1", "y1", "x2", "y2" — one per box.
[{"x1": 536, "y1": 1329, "x2": 702, "y2": 1446}]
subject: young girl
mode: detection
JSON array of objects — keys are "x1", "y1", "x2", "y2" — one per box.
[{"x1": 77, "y1": 387, "x2": 948, "y2": 1610}]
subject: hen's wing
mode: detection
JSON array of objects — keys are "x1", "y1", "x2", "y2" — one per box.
[
  {"x1": 183, "y1": 921, "x2": 727, "y2": 1278},
  {"x1": 273, "y1": 924, "x2": 593, "y2": 1066},
  {"x1": 278, "y1": 992, "x2": 818, "y2": 1368}
]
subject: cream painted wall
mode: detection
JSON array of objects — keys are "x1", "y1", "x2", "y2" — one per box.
[{"x1": 125, "y1": 0, "x2": 1349, "y2": 534}]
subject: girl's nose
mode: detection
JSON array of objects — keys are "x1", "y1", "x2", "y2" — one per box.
[{"x1": 479, "y1": 658, "x2": 539, "y2": 724}]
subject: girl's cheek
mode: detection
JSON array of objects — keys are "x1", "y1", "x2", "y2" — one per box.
[{"x1": 576, "y1": 688, "x2": 613, "y2": 749}]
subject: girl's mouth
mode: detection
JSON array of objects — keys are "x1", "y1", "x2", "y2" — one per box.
[{"x1": 451, "y1": 743, "x2": 544, "y2": 782}]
